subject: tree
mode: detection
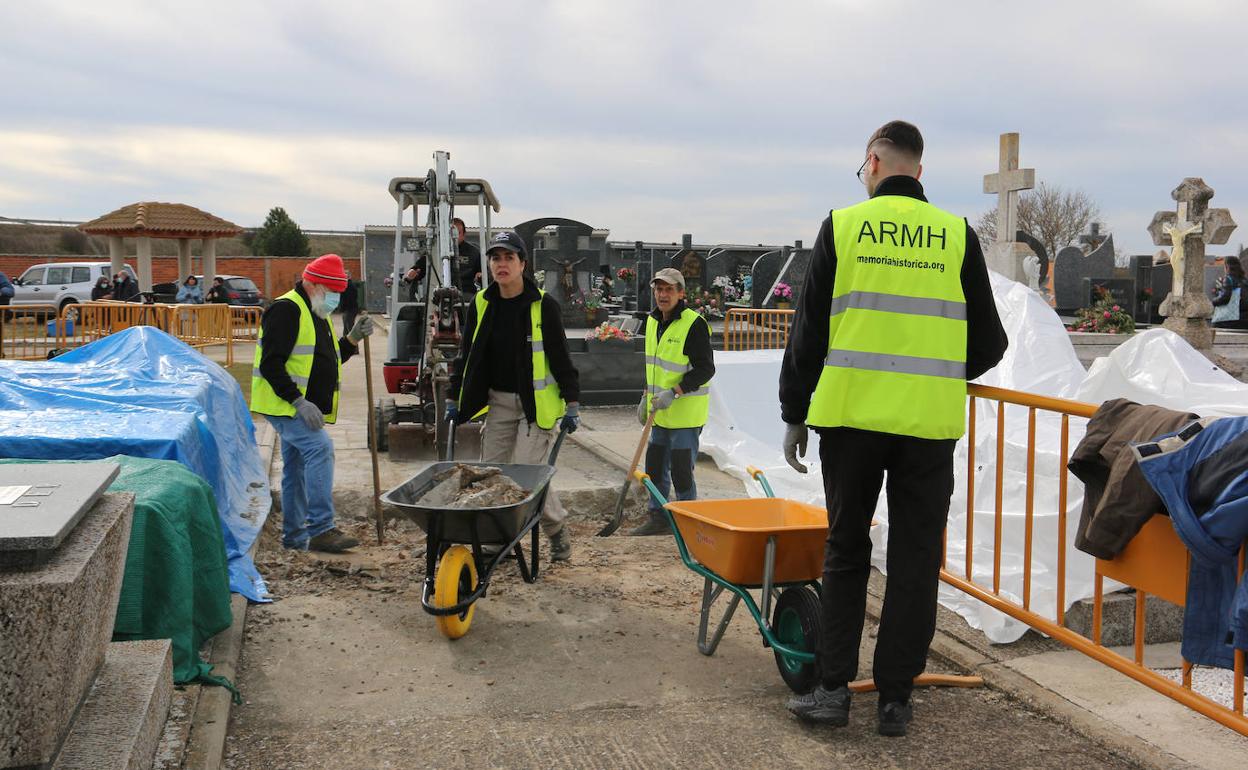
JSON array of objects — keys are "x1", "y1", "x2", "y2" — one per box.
[
  {"x1": 252, "y1": 207, "x2": 310, "y2": 257},
  {"x1": 975, "y1": 182, "x2": 1101, "y2": 260}
]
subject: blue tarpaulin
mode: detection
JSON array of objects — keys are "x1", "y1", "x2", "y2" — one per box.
[{"x1": 0, "y1": 327, "x2": 271, "y2": 601}]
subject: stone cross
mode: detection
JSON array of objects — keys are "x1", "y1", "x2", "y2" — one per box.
[
  {"x1": 983, "y1": 132, "x2": 1036, "y2": 283},
  {"x1": 1146, "y1": 178, "x2": 1237, "y2": 350},
  {"x1": 1079, "y1": 222, "x2": 1107, "y2": 252}
]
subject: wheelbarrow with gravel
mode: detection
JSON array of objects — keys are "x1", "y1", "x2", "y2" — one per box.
[
  {"x1": 380, "y1": 430, "x2": 566, "y2": 639},
  {"x1": 635, "y1": 465, "x2": 828, "y2": 693}
]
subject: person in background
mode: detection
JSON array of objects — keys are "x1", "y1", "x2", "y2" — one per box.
[
  {"x1": 453, "y1": 217, "x2": 483, "y2": 294},
  {"x1": 206, "y1": 276, "x2": 229, "y2": 304},
  {"x1": 340, "y1": 269, "x2": 361, "y2": 337},
  {"x1": 1210, "y1": 255, "x2": 1248, "y2": 330},
  {"x1": 447, "y1": 231, "x2": 580, "y2": 562},
  {"x1": 1, "y1": 271, "x2": 16, "y2": 305},
  {"x1": 91, "y1": 276, "x2": 112, "y2": 300},
  {"x1": 113, "y1": 271, "x2": 140, "y2": 302},
  {"x1": 251, "y1": 254, "x2": 376, "y2": 553},
  {"x1": 631, "y1": 268, "x2": 715, "y2": 536},
  {"x1": 779, "y1": 120, "x2": 1007, "y2": 737},
  {"x1": 176, "y1": 275, "x2": 204, "y2": 304}
]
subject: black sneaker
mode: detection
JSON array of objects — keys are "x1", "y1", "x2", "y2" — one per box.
[
  {"x1": 308, "y1": 528, "x2": 360, "y2": 553},
  {"x1": 785, "y1": 685, "x2": 850, "y2": 726},
  {"x1": 629, "y1": 511, "x2": 670, "y2": 536},
  {"x1": 877, "y1": 700, "x2": 913, "y2": 737}
]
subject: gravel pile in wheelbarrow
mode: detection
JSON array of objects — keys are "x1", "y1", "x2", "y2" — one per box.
[{"x1": 417, "y1": 464, "x2": 530, "y2": 508}]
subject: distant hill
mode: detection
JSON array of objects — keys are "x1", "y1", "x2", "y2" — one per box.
[{"x1": 0, "y1": 222, "x2": 361, "y2": 258}]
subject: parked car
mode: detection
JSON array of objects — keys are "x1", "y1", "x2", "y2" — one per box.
[
  {"x1": 11, "y1": 262, "x2": 138, "y2": 312},
  {"x1": 152, "y1": 275, "x2": 265, "y2": 307}
]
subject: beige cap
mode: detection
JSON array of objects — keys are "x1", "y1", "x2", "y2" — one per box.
[{"x1": 651, "y1": 267, "x2": 686, "y2": 290}]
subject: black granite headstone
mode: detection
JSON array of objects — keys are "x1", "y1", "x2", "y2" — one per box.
[
  {"x1": 751, "y1": 250, "x2": 782, "y2": 308},
  {"x1": 1053, "y1": 234, "x2": 1117, "y2": 313}
]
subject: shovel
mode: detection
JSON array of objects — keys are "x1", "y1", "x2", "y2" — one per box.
[
  {"x1": 597, "y1": 409, "x2": 656, "y2": 536},
  {"x1": 360, "y1": 313, "x2": 384, "y2": 545}
]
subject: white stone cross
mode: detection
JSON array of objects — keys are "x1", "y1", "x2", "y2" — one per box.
[{"x1": 983, "y1": 132, "x2": 1036, "y2": 243}]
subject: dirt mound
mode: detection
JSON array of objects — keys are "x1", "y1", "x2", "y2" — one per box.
[{"x1": 419, "y1": 464, "x2": 529, "y2": 508}]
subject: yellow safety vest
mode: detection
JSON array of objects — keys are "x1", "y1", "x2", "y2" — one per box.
[
  {"x1": 645, "y1": 308, "x2": 711, "y2": 429},
  {"x1": 463, "y1": 290, "x2": 566, "y2": 430},
  {"x1": 807, "y1": 195, "x2": 968, "y2": 439},
  {"x1": 251, "y1": 289, "x2": 341, "y2": 424}
]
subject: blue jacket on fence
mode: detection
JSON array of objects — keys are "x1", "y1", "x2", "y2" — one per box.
[{"x1": 1134, "y1": 416, "x2": 1248, "y2": 669}]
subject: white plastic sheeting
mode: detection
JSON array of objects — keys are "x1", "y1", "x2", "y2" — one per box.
[{"x1": 702, "y1": 272, "x2": 1248, "y2": 642}]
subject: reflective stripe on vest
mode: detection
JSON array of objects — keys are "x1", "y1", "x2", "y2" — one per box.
[
  {"x1": 250, "y1": 289, "x2": 342, "y2": 423},
  {"x1": 807, "y1": 195, "x2": 968, "y2": 439},
  {"x1": 466, "y1": 290, "x2": 566, "y2": 429},
  {"x1": 644, "y1": 308, "x2": 711, "y2": 429}
]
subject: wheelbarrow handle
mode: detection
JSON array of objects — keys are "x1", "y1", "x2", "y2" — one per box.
[
  {"x1": 745, "y1": 465, "x2": 776, "y2": 498},
  {"x1": 546, "y1": 425, "x2": 569, "y2": 466}
]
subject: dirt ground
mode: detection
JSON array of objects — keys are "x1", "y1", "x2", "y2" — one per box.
[{"x1": 224, "y1": 410, "x2": 1144, "y2": 769}]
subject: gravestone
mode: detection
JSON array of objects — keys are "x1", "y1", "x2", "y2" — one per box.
[
  {"x1": 521, "y1": 218, "x2": 599, "y2": 328},
  {"x1": 1131, "y1": 255, "x2": 1162, "y2": 323},
  {"x1": 983, "y1": 132, "x2": 1036, "y2": 284},
  {"x1": 1146, "y1": 178, "x2": 1237, "y2": 350},
  {"x1": 1053, "y1": 234, "x2": 1117, "y2": 314},
  {"x1": 786, "y1": 242, "x2": 812, "y2": 306},
  {"x1": 636, "y1": 248, "x2": 654, "y2": 314},
  {"x1": 1, "y1": 461, "x2": 172, "y2": 770},
  {"x1": 1079, "y1": 222, "x2": 1108, "y2": 253},
  {"x1": 750, "y1": 249, "x2": 783, "y2": 308}
]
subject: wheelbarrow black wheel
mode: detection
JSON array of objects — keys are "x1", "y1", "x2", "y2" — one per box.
[
  {"x1": 434, "y1": 545, "x2": 478, "y2": 639},
  {"x1": 373, "y1": 398, "x2": 396, "y2": 452},
  {"x1": 772, "y1": 586, "x2": 822, "y2": 694}
]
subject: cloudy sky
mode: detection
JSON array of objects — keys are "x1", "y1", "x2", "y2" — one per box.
[{"x1": 2, "y1": 0, "x2": 1246, "y2": 255}]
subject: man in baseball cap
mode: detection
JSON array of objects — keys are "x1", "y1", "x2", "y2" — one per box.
[
  {"x1": 631, "y1": 266, "x2": 715, "y2": 535},
  {"x1": 251, "y1": 253, "x2": 376, "y2": 553}
]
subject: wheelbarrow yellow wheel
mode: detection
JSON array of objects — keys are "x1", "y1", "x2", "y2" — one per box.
[
  {"x1": 434, "y1": 545, "x2": 478, "y2": 639},
  {"x1": 772, "y1": 586, "x2": 822, "y2": 693}
]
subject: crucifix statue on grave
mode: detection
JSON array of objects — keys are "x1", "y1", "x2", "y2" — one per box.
[
  {"x1": 983, "y1": 132, "x2": 1036, "y2": 284},
  {"x1": 1146, "y1": 178, "x2": 1237, "y2": 350},
  {"x1": 551, "y1": 257, "x2": 587, "y2": 298}
]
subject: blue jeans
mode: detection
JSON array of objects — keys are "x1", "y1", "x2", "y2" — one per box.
[
  {"x1": 267, "y1": 414, "x2": 337, "y2": 549},
  {"x1": 644, "y1": 426, "x2": 701, "y2": 512}
]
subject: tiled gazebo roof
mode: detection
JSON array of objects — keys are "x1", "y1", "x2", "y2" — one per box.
[{"x1": 79, "y1": 202, "x2": 242, "y2": 239}]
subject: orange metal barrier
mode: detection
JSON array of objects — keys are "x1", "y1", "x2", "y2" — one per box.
[
  {"x1": 723, "y1": 308, "x2": 1248, "y2": 736},
  {"x1": 232, "y1": 306, "x2": 262, "y2": 343},
  {"x1": 723, "y1": 308, "x2": 793, "y2": 351},
  {"x1": 0, "y1": 304, "x2": 65, "y2": 360},
  {"x1": 165, "y1": 303, "x2": 234, "y2": 365}
]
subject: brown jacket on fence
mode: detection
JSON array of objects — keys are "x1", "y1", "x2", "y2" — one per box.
[{"x1": 1069, "y1": 398, "x2": 1199, "y2": 559}]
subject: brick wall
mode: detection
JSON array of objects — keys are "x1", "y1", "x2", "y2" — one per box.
[{"x1": 0, "y1": 255, "x2": 362, "y2": 299}]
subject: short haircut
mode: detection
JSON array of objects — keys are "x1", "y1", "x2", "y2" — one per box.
[
  {"x1": 451, "y1": 217, "x2": 465, "y2": 227},
  {"x1": 1227, "y1": 255, "x2": 1244, "y2": 279},
  {"x1": 867, "y1": 120, "x2": 924, "y2": 162}
]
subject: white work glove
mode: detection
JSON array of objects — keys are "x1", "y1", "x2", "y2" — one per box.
[
  {"x1": 292, "y1": 397, "x2": 325, "y2": 431},
  {"x1": 783, "y1": 422, "x2": 808, "y2": 473},
  {"x1": 347, "y1": 314, "x2": 374, "y2": 343},
  {"x1": 637, "y1": 395, "x2": 648, "y2": 425},
  {"x1": 652, "y1": 388, "x2": 677, "y2": 411}
]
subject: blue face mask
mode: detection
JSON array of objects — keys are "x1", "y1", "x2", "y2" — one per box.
[{"x1": 319, "y1": 291, "x2": 341, "y2": 314}]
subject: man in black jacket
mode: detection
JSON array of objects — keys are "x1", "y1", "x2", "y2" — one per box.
[
  {"x1": 779, "y1": 121, "x2": 1007, "y2": 737},
  {"x1": 447, "y1": 231, "x2": 581, "y2": 561}
]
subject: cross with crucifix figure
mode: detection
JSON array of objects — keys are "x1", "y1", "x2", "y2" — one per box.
[
  {"x1": 982, "y1": 132, "x2": 1036, "y2": 284},
  {"x1": 1146, "y1": 178, "x2": 1237, "y2": 350}
]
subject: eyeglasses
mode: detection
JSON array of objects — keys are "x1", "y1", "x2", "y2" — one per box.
[{"x1": 856, "y1": 153, "x2": 874, "y2": 183}]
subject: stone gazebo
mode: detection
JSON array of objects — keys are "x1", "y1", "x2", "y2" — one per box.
[{"x1": 78, "y1": 202, "x2": 243, "y2": 292}]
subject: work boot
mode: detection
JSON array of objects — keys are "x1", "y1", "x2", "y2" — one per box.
[
  {"x1": 877, "y1": 700, "x2": 913, "y2": 737},
  {"x1": 629, "y1": 510, "x2": 670, "y2": 536},
  {"x1": 548, "y1": 528, "x2": 572, "y2": 562},
  {"x1": 308, "y1": 528, "x2": 359, "y2": 553},
  {"x1": 786, "y1": 685, "x2": 851, "y2": 726}
]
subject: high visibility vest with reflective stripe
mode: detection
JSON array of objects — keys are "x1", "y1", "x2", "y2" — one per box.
[
  {"x1": 250, "y1": 289, "x2": 341, "y2": 424},
  {"x1": 807, "y1": 195, "x2": 968, "y2": 439},
  {"x1": 645, "y1": 309, "x2": 711, "y2": 429},
  {"x1": 465, "y1": 290, "x2": 566, "y2": 429}
]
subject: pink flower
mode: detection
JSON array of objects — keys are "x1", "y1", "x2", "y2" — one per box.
[
  {"x1": 1112, "y1": 305, "x2": 1120, "y2": 312},
  {"x1": 1103, "y1": 311, "x2": 1111, "y2": 318}
]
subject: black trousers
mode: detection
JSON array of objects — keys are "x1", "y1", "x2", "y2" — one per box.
[{"x1": 816, "y1": 427, "x2": 955, "y2": 704}]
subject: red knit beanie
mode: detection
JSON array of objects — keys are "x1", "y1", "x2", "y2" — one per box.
[{"x1": 303, "y1": 254, "x2": 348, "y2": 292}]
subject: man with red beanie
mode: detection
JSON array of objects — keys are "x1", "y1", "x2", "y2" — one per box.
[{"x1": 252, "y1": 254, "x2": 376, "y2": 552}]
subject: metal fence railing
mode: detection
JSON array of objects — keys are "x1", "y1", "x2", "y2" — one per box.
[
  {"x1": 723, "y1": 306, "x2": 1248, "y2": 737},
  {"x1": 723, "y1": 308, "x2": 793, "y2": 351}
]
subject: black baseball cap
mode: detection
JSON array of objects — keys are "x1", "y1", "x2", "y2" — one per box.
[{"x1": 486, "y1": 230, "x2": 527, "y2": 259}]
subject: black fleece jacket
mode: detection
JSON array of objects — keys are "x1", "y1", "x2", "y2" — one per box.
[
  {"x1": 449, "y1": 275, "x2": 580, "y2": 425},
  {"x1": 649, "y1": 301, "x2": 716, "y2": 393},
  {"x1": 258, "y1": 282, "x2": 358, "y2": 415},
  {"x1": 779, "y1": 176, "x2": 1008, "y2": 425}
]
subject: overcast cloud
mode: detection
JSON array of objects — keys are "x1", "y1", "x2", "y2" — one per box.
[{"x1": 2, "y1": 0, "x2": 1247, "y2": 255}]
